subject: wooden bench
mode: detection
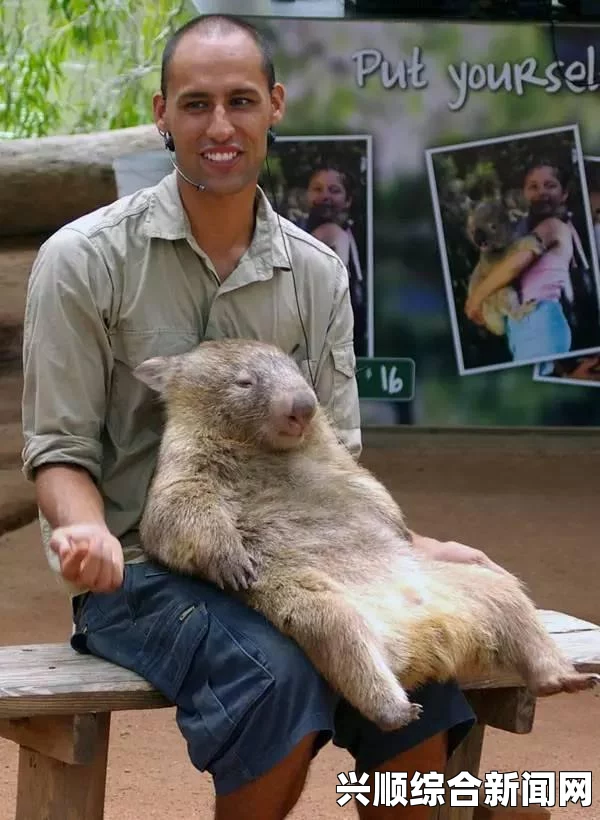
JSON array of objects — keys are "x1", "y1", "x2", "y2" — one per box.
[{"x1": 0, "y1": 610, "x2": 599, "y2": 820}]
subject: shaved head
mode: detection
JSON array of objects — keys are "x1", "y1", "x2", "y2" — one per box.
[{"x1": 160, "y1": 14, "x2": 276, "y2": 98}]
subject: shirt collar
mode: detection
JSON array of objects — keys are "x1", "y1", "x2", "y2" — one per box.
[{"x1": 144, "y1": 170, "x2": 292, "y2": 273}]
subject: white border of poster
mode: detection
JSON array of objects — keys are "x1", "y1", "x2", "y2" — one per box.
[
  {"x1": 426, "y1": 124, "x2": 600, "y2": 376},
  {"x1": 263, "y1": 133, "x2": 375, "y2": 358}
]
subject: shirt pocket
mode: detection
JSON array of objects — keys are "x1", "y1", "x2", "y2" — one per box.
[
  {"x1": 328, "y1": 341, "x2": 358, "y2": 426},
  {"x1": 331, "y1": 342, "x2": 356, "y2": 380}
]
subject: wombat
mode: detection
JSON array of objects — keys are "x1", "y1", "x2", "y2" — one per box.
[
  {"x1": 134, "y1": 339, "x2": 599, "y2": 731},
  {"x1": 466, "y1": 198, "x2": 542, "y2": 336}
]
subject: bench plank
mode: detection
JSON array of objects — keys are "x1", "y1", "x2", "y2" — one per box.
[
  {"x1": 0, "y1": 610, "x2": 598, "y2": 720},
  {"x1": 0, "y1": 644, "x2": 168, "y2": 718}
]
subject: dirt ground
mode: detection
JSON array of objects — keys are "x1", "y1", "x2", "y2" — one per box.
[{"x1": 1, "y1": 239, "x2": 599, "y2": 819}]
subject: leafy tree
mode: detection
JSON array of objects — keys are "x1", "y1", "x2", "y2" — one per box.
[{"x1": 0, "y1": 0, "x2": 189, "y2": 138}]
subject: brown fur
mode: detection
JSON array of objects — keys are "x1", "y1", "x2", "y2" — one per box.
[
  {"x1": 466, "y1": 199, "x2": 540, "y2": 336},
  {"x1": 135, "y1": 338, "x2": 599, "y2": 731}
]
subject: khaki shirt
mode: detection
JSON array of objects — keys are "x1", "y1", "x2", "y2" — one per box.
[{"x1": 21, "y1": 171, "x2": 362, "y2": 591}]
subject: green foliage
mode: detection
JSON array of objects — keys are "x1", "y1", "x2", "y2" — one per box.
[{"x1": 0, "y1": 0, "x2": 190, "y2": 138}]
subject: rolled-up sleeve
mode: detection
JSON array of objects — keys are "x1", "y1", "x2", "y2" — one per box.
[
  {"x1": 318, "y1": 259, "x2": 362, "y2": 459},
  {"x1": 21, "y1": 228, "x2": 114, "y2": 483}
]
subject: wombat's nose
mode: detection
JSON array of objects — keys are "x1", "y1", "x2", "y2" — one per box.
[{"x1": 289, "y1": 393, "x2": 317, "y2": 426}]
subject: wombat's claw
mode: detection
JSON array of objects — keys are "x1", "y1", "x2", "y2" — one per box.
[
  {"x1": 235, "y1": 559, "x2": 259, "y2": 591},
  {"x1": 210, "y1": 552, "x2": 259, "y2": 592},
  {"x1": 375, "y1": 699, "x2": 423, "y2": 732}
]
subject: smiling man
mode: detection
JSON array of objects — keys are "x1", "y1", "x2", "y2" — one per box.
[{"x1": 21, "y1": 14, "x2": 488, "y2": 819}]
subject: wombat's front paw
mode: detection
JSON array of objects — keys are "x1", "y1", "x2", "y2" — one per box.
[
  {"x1": 207, "y1": 544, "x2": 259, "y2": 592},
  {"x1": 375, "y1": 699, "x2": 423, "y2": 732}
]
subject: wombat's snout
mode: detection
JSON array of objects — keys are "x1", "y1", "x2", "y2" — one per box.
[
  {"x1": 277, "y1": 391, "x2": 317, "y2": 438},
  {"x1": 289, "y1": 393, "x2": 317, "y2": 430}
]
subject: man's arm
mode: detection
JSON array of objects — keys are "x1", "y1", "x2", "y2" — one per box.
[
  {"x1": 34, "y1": 464, "x2": 105, "y2": 530},
  {"x1": 22, "y1": 229, "x2": 123, "y2": 592},
  {"x1": 316, "y1": 258, "x2": 362, "y2": 458},
  {"x1": 408, "y1": 529, "x2": 510, "y2": 575},
  {"x1": 34, "y1": 464, "x2": 124, "y2": 592}
]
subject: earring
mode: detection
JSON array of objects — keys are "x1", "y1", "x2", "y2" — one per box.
[
  {"x1": 267, "y1": 128, "x2": 276, "y2": 149},
  {"x1": 162, "y1": 130, "x2": 175, "y2": 152}
]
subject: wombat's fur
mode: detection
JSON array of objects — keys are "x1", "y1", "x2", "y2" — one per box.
[
  {"x1": 135, "y1": 339, "x2": 599, "y2": 730},
  {"x1": 466, "y1": 199, "x2": 541, "y2": 336}
]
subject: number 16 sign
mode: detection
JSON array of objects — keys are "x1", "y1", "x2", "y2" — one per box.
[{"x1": 355, "y1": 358, "x2": 415, "y2": 401}]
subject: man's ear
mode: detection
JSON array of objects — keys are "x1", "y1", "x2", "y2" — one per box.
[
  {"x1": 270, "y1": 82, "x2": 286, "y2": 128},
  {"x1": 152, "y1": 91, "x2": 167, "y2": 135},
  {"x1": 134, "y1": 355, "x2": 177, "y2": 393}
]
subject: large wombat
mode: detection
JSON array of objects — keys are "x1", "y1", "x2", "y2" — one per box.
[
  {"x1": 466, "y1": 198, "x2": 541, "y2": 336},
  {"x1": 135, "y1": 339, "x2": 598, "y2": 730}
]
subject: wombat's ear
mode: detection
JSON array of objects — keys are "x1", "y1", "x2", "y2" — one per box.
[{"x1": 133, "y1": 356, "x2": 177, "y2": 393}]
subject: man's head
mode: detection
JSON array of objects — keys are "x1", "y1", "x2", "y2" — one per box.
[{"x1": 153, "y1": 14, "x2": 285, "y2": 197}]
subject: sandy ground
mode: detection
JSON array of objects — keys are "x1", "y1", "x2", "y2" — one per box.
[{"x1": 1, "y1": 240, "x2": 599, "y2": 819}]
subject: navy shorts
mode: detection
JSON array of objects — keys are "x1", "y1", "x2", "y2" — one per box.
[{"x1": 71, "y1": 560, "x2": 475, "y2": 796}]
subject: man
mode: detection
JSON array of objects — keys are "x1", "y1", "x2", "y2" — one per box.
[{"x1": 22, "y1": 14, "x2": 504, "y2": 819}]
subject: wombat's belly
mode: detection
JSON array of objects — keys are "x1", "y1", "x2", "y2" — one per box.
[
  {"x1": 238, "y1": 499, "x2": 405, "y2": 583},
  {"x1": 350, "y1": 559, "x2": 511, "y2": 684},
  {"x1": 238, "y1": 489, "x2": 525, "y2": 685}
]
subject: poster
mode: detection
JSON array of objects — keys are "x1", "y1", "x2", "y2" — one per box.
[
  {"x1": 251, "y1": 18, "x2": 600, "y2": 427},
  {"x1": 257, "y1": 135, "x2": 374, "y2": 358}
]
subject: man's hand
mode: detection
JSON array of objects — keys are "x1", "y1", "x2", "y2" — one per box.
[
  {"x1": 49, "y1": 524, "x2": 124, "y2": 593},
  {"x1": 411, "y1": 532, "x2": 510, "y2": 576}
]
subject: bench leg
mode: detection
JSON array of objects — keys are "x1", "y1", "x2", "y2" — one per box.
[
  {"x1": 429, "y1": 687, "x2": 537, "y2": 820},
  {"x1": 431, "y1": 723, "x2": 486, "y2": 820},
  {"x1": 14, "y1": 713, "x2": 110, "y2": 820}
]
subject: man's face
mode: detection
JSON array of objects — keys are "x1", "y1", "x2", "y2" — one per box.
[{"x1": 153, "y1": 29, "x2": 285, "y2": 197}]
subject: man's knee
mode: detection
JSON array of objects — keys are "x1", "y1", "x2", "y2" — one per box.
[
  {"x1": 373, "y1": 729, "x2": 448, "y2": 773},
  {"x1": 214, "y1": 731, "x2": 320, "y2": 820}
]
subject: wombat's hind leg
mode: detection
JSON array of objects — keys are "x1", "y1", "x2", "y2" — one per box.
[
  {"x1": 495, "y1": 597, "x2": 600, "y2": 696},
  {"x1": 530, "y1": 669, "x2": 600, "y2": 697},
  {"x1": 255, "y1": 577, "x2": 422, "y2": 732}
]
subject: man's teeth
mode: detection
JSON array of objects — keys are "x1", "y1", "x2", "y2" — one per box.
[{"x1": 204, "y1": 151, "x2": 238, "y2": 162}]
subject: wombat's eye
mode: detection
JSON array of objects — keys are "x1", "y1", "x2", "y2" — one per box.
[{"x1": 235, "y1": 377, "x2": 254, "y2": 388}]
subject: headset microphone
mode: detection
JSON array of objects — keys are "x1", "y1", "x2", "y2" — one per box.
[
  {"x1": 161, "y1": 130, "x2": 206, "y2": 192},
  {"x1": 167, "y1": 153, "x2": 207, "y2": 192}
]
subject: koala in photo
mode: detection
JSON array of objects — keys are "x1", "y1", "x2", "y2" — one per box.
[{"x1": 466, "y1": 198, "x2": 542, "y2": 336}]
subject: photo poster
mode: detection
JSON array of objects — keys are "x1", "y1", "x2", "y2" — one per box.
[{"x1": 255, "y1": 17, "x2": 600, "y2": 427}]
